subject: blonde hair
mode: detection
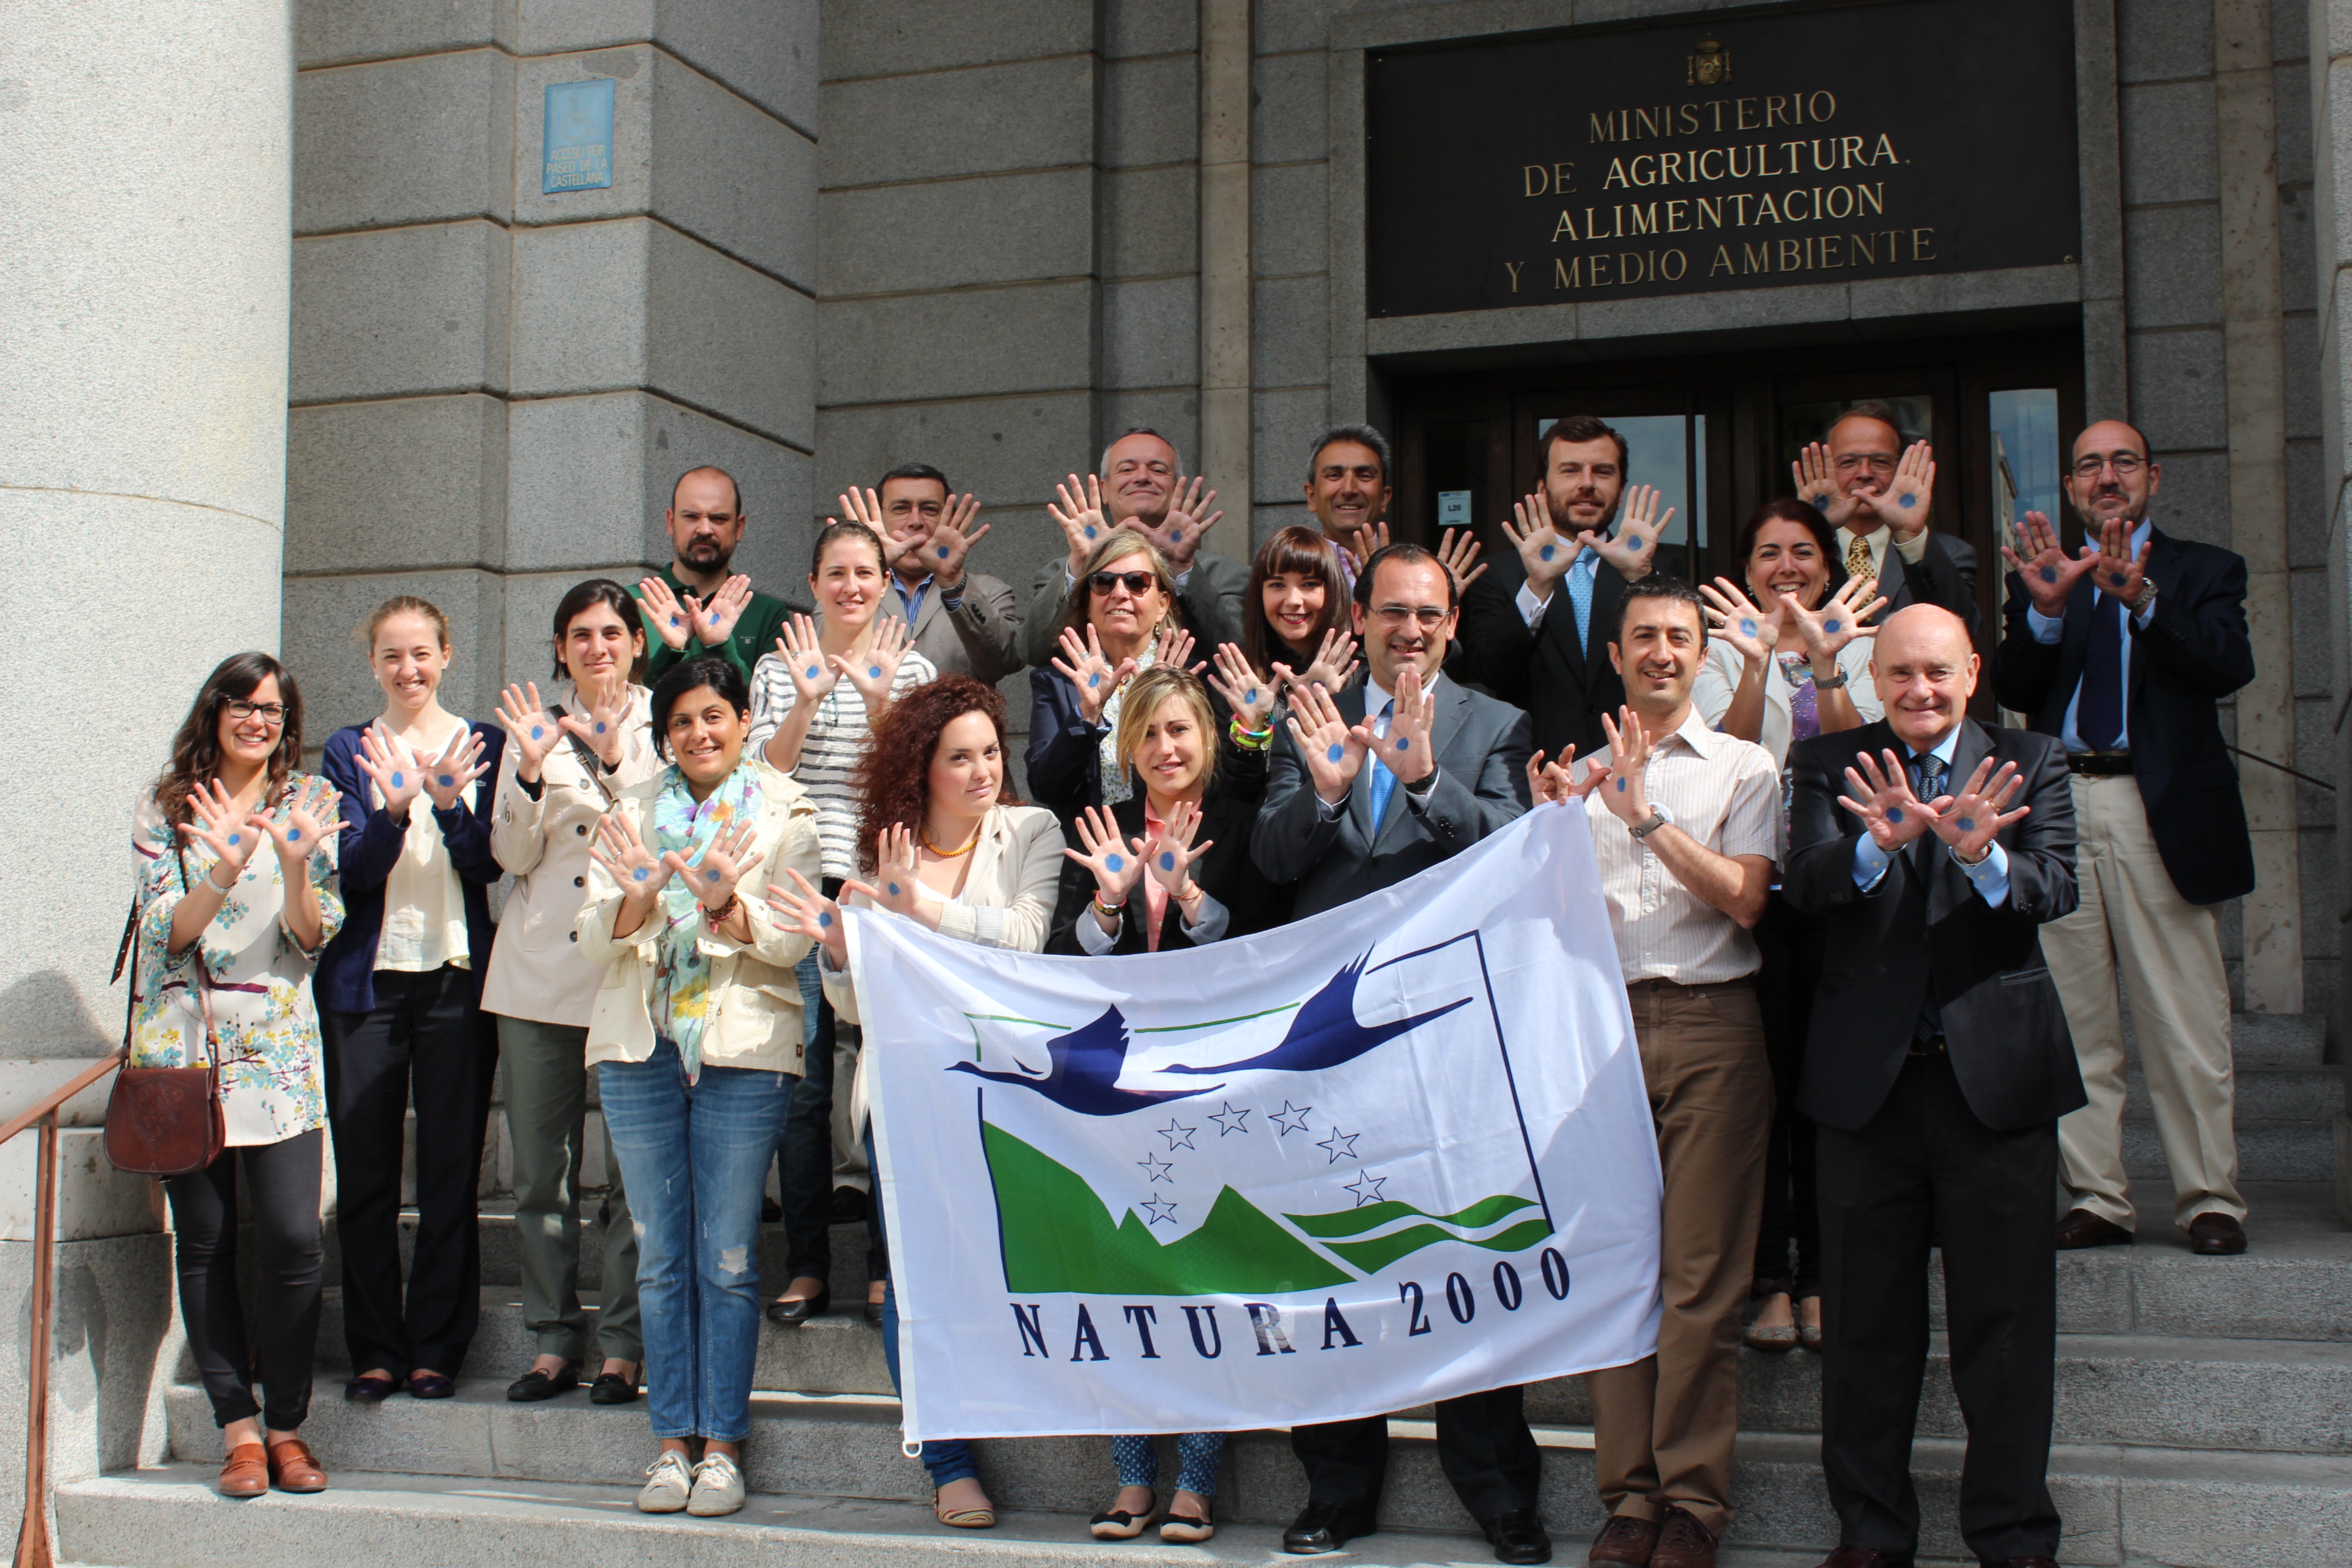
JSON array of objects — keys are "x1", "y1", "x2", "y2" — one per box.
[
  {"x1": 1060, "y1": 528, "x2": 1183, "y2": 637},
  {"x1": 1113, "y1": 665, "x2": 1220, "y2": 795},
  {"x1": 362, "y1": 595, "x2": 451, "y2": 652}
]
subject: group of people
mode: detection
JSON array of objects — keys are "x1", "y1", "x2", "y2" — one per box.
[{"x1": 124, "y1": 405, "x2": 2258, "y2": 1568}]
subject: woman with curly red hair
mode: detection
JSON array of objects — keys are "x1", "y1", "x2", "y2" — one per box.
[{"x1": 768, "y1": 674, "x2": 1060, "y2": 1531}]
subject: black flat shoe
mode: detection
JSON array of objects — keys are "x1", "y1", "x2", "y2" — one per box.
[
  {"x1": 864, "y1": 1296, "x2": 885, "y2": 1324},
  {"x1": 506, "y1": 1363, "x2": 579, "y2": 1402},
  {"x1": 589, "y1": 1371, "x2": 640, "y2": 1405},
  {"x1": 1283, "y1": 1501, "x2": 1376, "y2": 1554},
  {"x1": 407, "y1": 1372, "x2": 456, "y2": 1400},
  {"x1": 1480, "y1": 1507, "x2": 1552, "y2": 1565},
  {"x1": 343, "y1": 1373, "x2": 402, "y2": 1403},
  {"x1": 767, "y1": 1286, "x2": 830, "y2": 1325}
]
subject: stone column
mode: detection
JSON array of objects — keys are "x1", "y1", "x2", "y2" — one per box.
[{"x1": 1200, "y1": 0, "x2": 1254, "y2": 541}]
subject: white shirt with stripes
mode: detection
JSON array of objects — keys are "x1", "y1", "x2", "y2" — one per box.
[{"x1": 746, "y1": 650, "x2": 938, "y2": 880}]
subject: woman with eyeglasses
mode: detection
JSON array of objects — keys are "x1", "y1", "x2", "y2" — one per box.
[
  {"x1": 316, "y1": 597, "x2": 505, "y2": 1404},
  {"x1": 1693, "y1": 499, "x2": 1886, "y2": 1353},
  {"x1": 485, "y1": 578, "x2": 656, "y2": 1407},
  {"x1": 133, "y1": 654, "x2": 343, "y2": 1497},
  {"x1": 1025, "y1": 530, "x2": 1203, "y2": 826},
  {"x1": 769, "y1": 676, "x2": 1061, "y2": 1532}
]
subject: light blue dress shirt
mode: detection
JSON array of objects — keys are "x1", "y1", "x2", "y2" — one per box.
[
  {"x1": 1850, "y1": 724, "x2": 2012, "y2": 906},
  {"x1": 2025, "y1": 516, "x2": 2155, "y2": 751}
]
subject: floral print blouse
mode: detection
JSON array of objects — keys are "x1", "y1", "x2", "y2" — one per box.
[{"x1": 129, "y1": 779, "x2": 344, "y2": 1146}]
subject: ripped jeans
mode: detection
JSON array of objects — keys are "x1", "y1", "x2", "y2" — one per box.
[{"x1": 598, "y1": 1038, "x2": 792, "y2": 1441}]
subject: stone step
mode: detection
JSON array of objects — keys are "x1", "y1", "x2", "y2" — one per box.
[
  {"x1": 2124, "y1": 1117, "x2": 2334, "y2": 1182},
  {"x1": 2123, "y1": 1065, "x2": 2342, "y2": 1122},
  {"x1": 141, "y1": 1389, "x2": 2352, "y2": 1567},
  {"x1": 2228, "y1": 1012, "x2": 2328, "y2": 1069}
]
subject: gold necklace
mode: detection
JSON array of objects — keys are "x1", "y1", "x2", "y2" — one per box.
[{"x1": 921, "y1": 823, "x2": 981, "y2": 858}]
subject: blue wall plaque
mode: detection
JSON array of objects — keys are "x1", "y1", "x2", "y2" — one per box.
[{"x1": 542, "y1": 79, "x2": 615, "y2": 194}]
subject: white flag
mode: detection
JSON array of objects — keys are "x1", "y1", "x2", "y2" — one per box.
[{"x1": 857, "y1": 802, "x2": 1663, "y2": 1441}]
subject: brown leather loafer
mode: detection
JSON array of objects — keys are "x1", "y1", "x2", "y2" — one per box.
[
  {"x1": 1649, "y1": 1507, "x2": 1714, "y2": 1568},
  {"x1": 267, "y1": 1437, "x2": 328, "y2": 1492},
  {"x1": 1588, "y1": 1512, "x2": 1660, "y2": 1565},
  {"x1": 218, "y1": 1442, "x2": 269, "y2": 1498},
  {"x1": 2187, "y1": 1212, "x2": 2247, "y2": 1255},
  {"x1": 2054, "y1": 1208, "x2": 2132, "y2": 1250}
]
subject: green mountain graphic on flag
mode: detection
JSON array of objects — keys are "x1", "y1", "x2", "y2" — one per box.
[{"x1": 1285, "y1": 1195, "x2": 1555, "y2": 1274}]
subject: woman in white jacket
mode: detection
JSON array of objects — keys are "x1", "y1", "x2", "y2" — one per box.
[
  {"x1": 575, "y1": 653, "x2": 821, "y2": 1520},
  {"x1": 769, "y1": 673, "x2": 1060, "y2": 1533}
]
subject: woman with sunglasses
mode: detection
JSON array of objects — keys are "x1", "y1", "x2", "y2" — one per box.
[
  {"x1": 132, "y1": 653, "x2": 342, "y2": 1496},
  {"x1": 1025, "y1": 530, "x2": 1200, "y2": 826}
]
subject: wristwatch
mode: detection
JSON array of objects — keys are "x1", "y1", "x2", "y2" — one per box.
[
  {"x1": 1812, "y1": 665, "x2": 1850, "y2": 689},
  {"x1": 2127, "y1": 578, "x2": 2157, "y2": 615},
  {"x1": 1629, "y1": 809, "x2": 1671, "y2": 840}
]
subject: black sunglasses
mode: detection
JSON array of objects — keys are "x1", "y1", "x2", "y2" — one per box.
[{"x1": 1088, "y1": 570, "x2": 1156, "y2": 596}]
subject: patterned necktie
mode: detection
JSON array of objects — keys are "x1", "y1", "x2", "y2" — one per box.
[
  {"x1": 1367, "y1": 700, "x2": 1398, "y2": 828},
  {"x1": 1844, "y1": 531, "x2": 1874, "y2": 583},
  {"x1": 1908, "y1": 750, "x2": 1947, "y2": 1047},
  {"x1": 1568, "y1": 551, "x2": 1598, "y2": 651},
  {"x1": 2077, "y1": 591, "x2": 2126, "y2": 751}
]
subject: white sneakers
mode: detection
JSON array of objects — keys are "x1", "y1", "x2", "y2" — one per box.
[{"x1": 637, "y1": 1450, "x2": 748, "y2": 1517}]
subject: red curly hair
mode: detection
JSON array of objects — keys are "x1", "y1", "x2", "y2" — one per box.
[{"x1": 853, "y1": 674, "x2": 1022, "y2": 872}]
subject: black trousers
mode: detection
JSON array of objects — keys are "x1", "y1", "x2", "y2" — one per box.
[
  {"x1": 1290, "y1": 1384, "x2": 1540, "y2": 1522},
  {"x1": 1816, "y1": 1052, "x2": 2061, "y2": 1563},
  {"x1": 164, "y1": 1130, "x2": 324, "y2": 1431},
  {"x1": 323, "y1": 962, "x2": 498, "y2": 1375},
  {"x1": 1752, "y1": 892, "x2": 1824, "y2": 1297},
  {"x1": 779, "y1": 875, "x2": 885, "y2": 1286}
]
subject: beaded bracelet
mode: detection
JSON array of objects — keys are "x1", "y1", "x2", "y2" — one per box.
[{"x1": 1229, "y1": 718, "x2": 1273, "y2": 750}]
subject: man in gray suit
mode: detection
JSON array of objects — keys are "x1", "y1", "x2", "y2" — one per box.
[
  {"x1": 868, "y1": 462, "x2": 1024, "y2": 685},
  {"x1": 1017, "y1": 427, "x2": 1247, "y2": 666}
]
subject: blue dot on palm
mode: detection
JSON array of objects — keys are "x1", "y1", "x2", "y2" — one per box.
[
  {"x1": 1105, "y1": 855, "x2": 1123, "y2": 872},
  {"x1": 1160, "y1": 852, "x2": 1175, "y2": 870},
  {"x1": 1326, "y1": 744, "x2": 1344, "y2": 763}
]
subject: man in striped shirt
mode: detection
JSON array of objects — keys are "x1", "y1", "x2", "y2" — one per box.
[{"x1": 1548, "y1": 576, "x2": 1778, "y2": 1568}]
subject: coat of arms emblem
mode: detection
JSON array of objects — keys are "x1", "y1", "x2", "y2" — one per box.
[{"x1": 1687, "y1": 37, "x2": 1732, "y2": 86}]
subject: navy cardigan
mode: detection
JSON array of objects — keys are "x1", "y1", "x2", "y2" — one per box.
[{"x1": 316, "y1": 720, "x2": 506, "y2": 1015}]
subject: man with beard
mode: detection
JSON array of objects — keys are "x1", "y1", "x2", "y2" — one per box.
[
  {"x1": 1792, "y1": 403, "x2": 1978, "y2": 634},
  {"x1": 1016, "y1": 427, "x2": 1245, "y2": 666},
  {"x1": 630, "y1": 465, "x2": 796, "y2": 684},
  {"x1": 1254, "y1": 543, "x2": 1541, "y2": 1565},
  {"x1": 1456, "y1": 414, "x2": 1669, "y2": 760}
]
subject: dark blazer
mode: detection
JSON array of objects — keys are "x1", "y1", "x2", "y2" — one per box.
[
  {"x1": 1783, "y1": 717, "x2": 2082, "y2": 1133},
  {"x1": 1454, "y1": 548, "x2": 1630, "y2": 762},
  {"x1": 1019, "y1": 550, "x2": 1248, "y2": 670},
  {"x1": 1874, "y1": 528, "x2": 1981, "y2": 636},
  {"x1": 1046, "y1": 745, "x2": 1291, "y2": 953},
  {"x1": 316, "y1": 721, "x2": 506, "y2": 1015},
  {"x1": 1991, "y1": 525, "x2": 2255, "y2": 906},
  {"x1": 1254, "y1": 672, "x2": 1533, "y2": 919},
  {"x1": 1026, "y1": 665, "x2": 1235, "y2": 825}
]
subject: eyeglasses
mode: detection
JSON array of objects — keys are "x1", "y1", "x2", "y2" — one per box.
[
  {"x1": 2071, "y1": 453, "x2": 2146, "y2": 478},
  {"x1": 1089, "y1": 571, "x2": 1157, "y2": 596},
  {"x1": 226, "y1": 700, "x2": 287, "y2": 725},
  {"x1": 1371, "y1": 605, "x2": 1450, "y2": 629}
]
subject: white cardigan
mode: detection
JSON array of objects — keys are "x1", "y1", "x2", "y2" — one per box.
[
  {"x1": 1691, "y1": 636, "x2": 1882, "y2": 771},
  {"x1": 575, "y1": 761, "x2": 823, "y2": 1074}
]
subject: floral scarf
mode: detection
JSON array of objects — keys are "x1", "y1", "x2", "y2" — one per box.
[{"x1": 647, "y1": 760, "x2": 763, "y2": 1081}]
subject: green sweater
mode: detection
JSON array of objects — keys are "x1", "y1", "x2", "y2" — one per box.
[{"x1": 629, "y1": 565, "x2": 798, "y2": 686}]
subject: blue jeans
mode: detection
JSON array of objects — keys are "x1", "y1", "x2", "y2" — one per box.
[
  {"x1": 598, "y1": 1039, "x2": 791, "y2": 1441},
  {"x1": 869, "y1": 1128, "x2": 979, "y2": 1488}
]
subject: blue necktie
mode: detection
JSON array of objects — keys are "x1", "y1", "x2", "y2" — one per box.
[
  {"x1": 1367, "y1": 700, "x2": 1397, "y2": 828},
  {"x1": 1567, "y1": 551, "x2": 1598, "y2": 651},
  {"x1": 2077, "y1": 591, "x2": 2126, "y2": 751}
]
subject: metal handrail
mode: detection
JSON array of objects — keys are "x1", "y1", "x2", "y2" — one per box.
[{"x1": 3, "y1": 1047, "x2": 127, "y2": 1568}]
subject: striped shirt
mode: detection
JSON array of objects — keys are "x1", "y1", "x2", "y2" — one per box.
[
  {"x1": 1575, "y1": 710, "x2": 1780, "y2": 985},
  {"x1": 747, "y1": 649, "x2": 938, "y2": 879}
]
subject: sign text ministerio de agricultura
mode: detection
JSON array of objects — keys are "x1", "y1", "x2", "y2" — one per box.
[{"x1": 1365, "y1": 0, "x2": 2080, "y2": 316}]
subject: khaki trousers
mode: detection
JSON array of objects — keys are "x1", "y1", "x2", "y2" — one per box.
[
  {"x1": 1585, "y1": 979, "x2": 1771, "y2": 1538},
  {"x1": 2044, "y1": 774, "x2": 2244, "y2": 1229}
]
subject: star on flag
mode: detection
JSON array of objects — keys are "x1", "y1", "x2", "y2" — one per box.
[
  {"x1": 1207, "y1": 1101, "x2": 1252, "y2": 1136},
  {"x1": 1317, "y1": 1126, "x2": 1360, "y2": 1163},
  {"x1": 1269, "y1": 1101, "x2": 1313, "y2": 1135}
]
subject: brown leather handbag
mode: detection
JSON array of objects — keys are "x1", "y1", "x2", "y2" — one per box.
[{"x1": 103, "y1": 847, "x2": 227, "y2": 1177}]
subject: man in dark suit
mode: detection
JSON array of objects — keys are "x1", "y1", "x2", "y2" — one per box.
[
  {"x1": 1993, "y1": 418, "x2": 2256, "y2": 1257},
  {"x1": 1793, "y1": 402, "x2": 1980, "y2": 636},
  {"x1": 1784, "y1": 604, "x2": 2081, "y2": 1568},
  {"x1": 1456, "y1": 414, "x2": 1669, "y2": 761},
  {"x1": 1253, "y1": 544, "x2": 1541, "y2": 1562}
]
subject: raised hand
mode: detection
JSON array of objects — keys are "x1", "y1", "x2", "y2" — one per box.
[
  {"x1": 664, "y1": 819, "x2": 761, "y2": 913},
  {"x1": 261, "y1": 775, "x2": 341, "y2": 866},
  {"x1": 1502, "y1": 491, "x2": 1574, "y2": 591},
  {"x1": 1837, "y1": 749, "x2": 1938, "y2": 850},
  {"x1": 1880, "y1": 442, "x2": 1936, "y2": 540},
  {"x1": 1051, "y1": 625, "x2": 1134, "y2": 725},
  {"x1": 1791, "y1": 443, "x2": 1858, "y2": 527},
  {"x1": 1595, "y1": 706, "x2": 1656, "y2": 826},
  {"x1": 420, "y1": 728, "x2": 489, "y2": 811},
  {"x1": 591, "y1": 811, "x2": 673, "y2": 898},
  {"x1": 1698, "y1": 578, "x2": 1779, "y2": 664},
  {"x1": 559, "y1": 677, "x2": 632, "y2": 768},
  {"x1": 837, "y1": 615, "x2": 912, "y2": 712},
  {"x1": 636, "y1": 576, "x2": 693, "y2": 651},
  {"x1": 1526, "y1": 747, "x2": 1608, "y2": 806},
  {"x1": 843, "y1": 825, "x2": 926, "y2": 918},
  {"x1": 2090, "y1": 516, "x2": 2154, "y2": 606},
  {"x1": 1344, "y1": 519, "x2": 1391, "y2": 584},
  {"x1": 1143, "y1": 798, "x2": 1213, "y2": 896},
  {"x1": 496, "y1": 681, "x2": 560, "y2": 782},
  {"x1": 1927, "y1": 757, "x2": 2029, "y2": 864},
  {"x1": 832, "y1": 486, "x2": 886, "y2": 532},
  {"x1": 1782, "y1": 574, "x2": 1887, "y2": 663},
  {"x1": 1580, "y1": 485, "x2": 1672, "y2": 581},
  {"x1": 924, "y1": 493, "x2": 988, "y2": 587},
  {"x1": 766, "y1": 866, "x2": 847, "y2": 966},
  {"x1": 1049, "y1": 474, "x2": 1111, "y2": 576},
  {"x1": 1064, "y1": 806, "x2": 1147, "y2": 906},
  {"x1": 1203, "y1": 642, "x2": 1277, "y2": 736},
  {"x1": 1288, "y1": 681, "x2": 1367, "y2": 806},
  {"x1": 1999, "y1": 510, "x2": 2096, "y2": 617},
  {"x1": 1152, "y1": 475, "x2": 1222, "y2": 570},
  {"x1": 356, "y1": 723, "x2": 425, "y2": 819},
  {"x1": 180, "y1": 778, "x2": 270, "y2": 886},
  {"x1": 688, "y1": 574, "x2": 754, "y2": 647},
  {"x1": 1360, "y1": 664, "x2": 1437, "y2": 785},
  {"x1": 1437, "y1": 527, "x2": 1487, "y2": 593},
  {"x1": 777, "y1": 614, "x2": 841, "y2": 706},
  {"x1": 1152, "y1": 621, "x2": 1202, "y2": 674},
  {"x1": 1276, "y1": 627, "x2": 1360, "y2": 697}
]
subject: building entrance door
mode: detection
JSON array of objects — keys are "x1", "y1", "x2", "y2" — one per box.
[{"x1": 1390, "y1": 329, "x2": 2083, "y2": 648}]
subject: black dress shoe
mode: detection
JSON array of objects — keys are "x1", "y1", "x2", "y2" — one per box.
[
  {"x1": 407, "y1": 1372, "x2": 455, "y2": 1399},
  {"x1": 505, "y1": 1362, "x2": 579, "y2": 1402},
  {"x1": 831, "y1": 1185, "x2": 870, "y2": 1224},
  {"x1": 1480, "y1": 1507, "x2": 1552, "y2": 1565},
  {"x1": 760, "y1": 1195, "x2": 783, "y2": 1222},
  {"x1": 1283, "y1": 1501, "x2": 1376, "y2": 1554},
  {"x1": 2187, "y1": 1212, "x2": 2247, "y2": 1255},
  {"x1": 342, "y1": 1373, "x2": 402, "y2": 1402},
  {"x1": 589, "y1": 1371, "x2": 640, "y2": 1405},
  {"x1": 864, "y1": 1297, "x2": 885, "y2": 1324},
  {"x1": 766, "y1": 1286, "x2": 830, "y2": 1325}
]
